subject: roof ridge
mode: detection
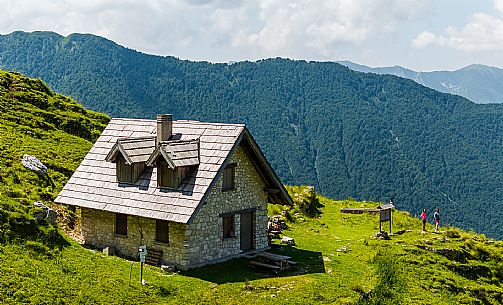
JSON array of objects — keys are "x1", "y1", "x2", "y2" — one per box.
[
  {"x1": 111, "y1": 118, "x2": 246, "y2": 127},
  {"x1": 117, "y1": 136, "x2": 156, "y2": 142},
  {"x1": 160, "y1": 138, "x2": 200, "y2": 145}
]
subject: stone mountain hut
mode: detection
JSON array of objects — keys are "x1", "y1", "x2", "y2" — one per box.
[{"x1": 55, "y1": 114, "x2": 292, "y2": 270}]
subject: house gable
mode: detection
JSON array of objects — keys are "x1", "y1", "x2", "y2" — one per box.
[{"x1": 185, "y1": 144, "x2": 270, "y2": 266}]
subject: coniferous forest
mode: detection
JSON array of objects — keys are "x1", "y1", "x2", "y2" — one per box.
[{"x1": 1, "y1": 31, "x2": 503, "y2": 238}]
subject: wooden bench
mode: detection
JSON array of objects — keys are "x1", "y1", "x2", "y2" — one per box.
[{"x1": 249, "y1": 260, "x2": 281, "y2": 272}]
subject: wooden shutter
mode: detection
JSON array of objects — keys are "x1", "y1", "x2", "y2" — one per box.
[
  {"x1": 156, "y1": 220, "x2": 169, "y2": 243},
  {"x1": 222, "y1": 163, "x2": 236, "y2": 191},
  {"x1": 115, "y1": 213, "x2": 128, "y2": 236},
  {"x1": 158, "y1": 161, "x2": 175, "y2": 188},
  {"x1": 223, "y1": 215, "x2": 234, "y2": 238},
  {"x1": 116, "y1": 156, "x2": 132, "y2": 183}
]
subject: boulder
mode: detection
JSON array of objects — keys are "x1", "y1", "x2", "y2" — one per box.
[
  {"x1": 33, "y1": 201, "x2": 49, "y2": 221},
  {"x1": 46, "y1": 208, "x2": 58, "y2": 224},
  {"x1": 161, "y1": 264, "x2": 177, "y2": 272},
  {"x1": 374, "y1": 231, "x2": 391, "y2": 240},
  {"x1": 281, "y1": 235, "x2": 296, "y2": 246},
  {"x1": 33, "y1": 201, "x2": 49, "y2": 212},
  {"x1": 103, "y1": 246, "x2": 115, "y2": 256},
  {"x1": 22, "y1": 155, "x2": 48, "y2": 175},
  {"x1": 32, "y1": 201, "x2": 57, "y2": 223}
]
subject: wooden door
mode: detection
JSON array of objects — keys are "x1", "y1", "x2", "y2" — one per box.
[{"x1": 240, "y1": 212, "x2": 254, "y2": 251}]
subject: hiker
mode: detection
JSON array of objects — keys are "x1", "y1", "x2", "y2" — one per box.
[
  {"x1": 420, "y1": 209, "x2": 427, "y2": 232},
  {"x1": 434, "y1": 208, "x2": 440, "y2": 231}
]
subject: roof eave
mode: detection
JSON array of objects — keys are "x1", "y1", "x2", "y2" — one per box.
[
  {"x1": 105, "y1": 142, "x2": 133, "y2": 165},
  {"x1": 241, "y1": 128, "x2": 293, "y2": 206}
]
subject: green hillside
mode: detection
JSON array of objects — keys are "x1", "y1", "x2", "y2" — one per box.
[
  {"x1": 0, "y1": 70, "x2": 108, "y2": 244},
  {"x1": 1, "y1": 72, "x2": 502, "y2": 304},
  {"x1": 3, "y1": 186, "x2": 503, "y2": 304},
  {"x1": 2, "y1": 31, "x2": 503, "y2": 239}
]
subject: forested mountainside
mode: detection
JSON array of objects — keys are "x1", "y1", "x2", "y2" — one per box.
[
  {"x1": 1, "y1": 31, "x2": 503, "y2": 238},
  {"x1": 338, "y1": 61, "x2": 503, "y2": 104}
]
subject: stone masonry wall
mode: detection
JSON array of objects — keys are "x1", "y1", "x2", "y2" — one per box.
[
  {"x1": 185, "y1": 145, "x2": 269, "y2": 267},
  {"x1": 80, "y1": 208, "x2": 188, "y2": 265}
]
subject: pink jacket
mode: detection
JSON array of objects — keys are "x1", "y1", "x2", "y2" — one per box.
[{"x1": 420, "y1": 212, "x2": 426, "y2": 221}]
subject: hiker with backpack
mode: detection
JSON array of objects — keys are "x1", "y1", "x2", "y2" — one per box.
[
  {"x1": 420, "y1": 209, "x2": 427, "y2": 232},
  {"x1": 434, "y1": 208, "x2": 440, "y2": 232}
]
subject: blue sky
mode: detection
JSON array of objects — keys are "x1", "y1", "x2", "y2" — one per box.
[{"x1": 1, "y1": 0, "x2": 502, "y2": 71}]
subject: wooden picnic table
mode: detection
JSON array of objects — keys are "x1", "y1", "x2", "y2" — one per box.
[
  {"x1": 258, "y1": 252, "x2": 291, "y2": 261},
  {"x1": 256, "y1": 252, "x2": 296, "y2": 270}
]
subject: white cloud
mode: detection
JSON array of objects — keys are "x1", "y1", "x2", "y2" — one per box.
[
  {"x1": 495, "y1": 0, "x2": 503, "y2": 13},
  {"x1": 412, "y1": 31, "x2": 439, "y2": 48},
  {"x1": 0, "y1": 0, "x2": 426, "y2": 61},
  {"x1": 204, "y1": 0, "x2": 425, "y2": 59},
  {"x1": 412, "y1": 12, "x2": 503, "y2": 52}
]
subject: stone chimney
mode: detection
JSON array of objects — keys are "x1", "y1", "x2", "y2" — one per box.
[{"x1": 157, "y1": 114, "x2": 173, "y2": 144}]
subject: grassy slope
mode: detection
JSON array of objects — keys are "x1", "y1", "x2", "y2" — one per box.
[
  {"x1": 1, "y1": 71, "x2": 502, "y2": 304},
  {"x1": 0, "y1": 70, "x2": 108, "y2": 242},
  {"x1": 2, "y1": 188, "x2": 503, "y2": 304}
]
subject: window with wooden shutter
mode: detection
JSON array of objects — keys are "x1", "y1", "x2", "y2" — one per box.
[
  {"x1": 115, "y1": 213, "x2": 128, "y2": 236},
  {"x1": 158, "y1": 161, "x2": 175, "y2": 188},
  {"x1": 223, "y1": 215, "x2": 235, "y2": 238},
  {"x1": 156, "y1": 220, "x2": 169, "y2": 243},
  {"x1": 116, "y1": 156, "x2": 133, "y2": 183},
  {"x1": 222, "y1": 163, "x2": 236, "y2": 191}
]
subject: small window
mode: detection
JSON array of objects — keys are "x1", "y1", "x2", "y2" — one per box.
[
  {"x1": 222, "y1": 163, "x2": 236, "y2": 191},
  {"x1": 156, "y1": 220, "x2": 169, "y2": 243},
  {"x1": 115, "y1": 213, "x2": 128, "y2": 236},
  {"x1": 158, "y1": 161, "x2": 175, "y2": 188},
  {"x1": 116, "y1": 156, "x2": 133, "y2": 183},
  {"x1": 223, "y1": 215, "x2": 235, "y2": 238}
]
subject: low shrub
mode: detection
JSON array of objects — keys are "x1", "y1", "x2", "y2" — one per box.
[
  {"x1": 446, "y1": 228, "x2": 461, "y2": 239},
  {"x1": 357, "y1": 250, "x2": 406, "y2": 305}
]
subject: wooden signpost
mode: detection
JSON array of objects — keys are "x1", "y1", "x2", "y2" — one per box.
[
  {"x1": 138, "y1": 245, "x2": 147, "y2": 284},
  {"x1": 378, "y1": 203, "x2": 394, "y2": 233}
]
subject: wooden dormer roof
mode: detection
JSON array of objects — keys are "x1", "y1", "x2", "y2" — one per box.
[
  {"x1": 55, "y1": 118, "x2": 293, "y2": 224},
  {"x1": 145, "y1": 139, "x2": 200, "y2": 168},
  {"x1": 105, "y1": 136, "x2": 156, "y2": 164}
]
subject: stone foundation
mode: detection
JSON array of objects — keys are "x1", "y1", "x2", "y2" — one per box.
[{"x1": 81, "y1": 208, "x2": 188, "y2": 267}]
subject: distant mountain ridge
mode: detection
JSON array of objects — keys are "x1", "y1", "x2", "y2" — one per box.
[
  {"x1": 2, "y1": 31, "x2": 503, "y2": 238},
  {"x1": 337, "y1": 61, "x2": 503, "y2": 104}
]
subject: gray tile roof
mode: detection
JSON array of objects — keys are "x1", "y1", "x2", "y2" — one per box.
[
  {"x1": 56, "y1": 118, "x2": 244, "y2": 223},
  {"x1": 56, "y1": 118, "x2": 293, "y2": 224}
]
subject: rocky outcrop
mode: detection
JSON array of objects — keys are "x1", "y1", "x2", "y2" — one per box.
[
  {"x1": 22, "y1": 155, "x2": 48, "y2": 175},
  {"x1": 33, "y1": 201, "x2": 58, "y2": 224}
]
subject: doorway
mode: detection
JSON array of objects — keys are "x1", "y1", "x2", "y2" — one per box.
[{"x1": 240, "y1": 211, "x2": 254, "y2": 251}]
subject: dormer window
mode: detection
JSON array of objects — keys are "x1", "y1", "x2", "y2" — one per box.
[
  {"x1": 105, "y1": 136, "x2": 156, "y2": 184},
  {"x1": 158, "y1": 160, "x2": 175, "y2": 188},
  {"x1": 146, "y1": 139, "x2": 200, "y2": 190},
  {"x1": 117, "y1": 156, "x2": 133, "y2": 183}
]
